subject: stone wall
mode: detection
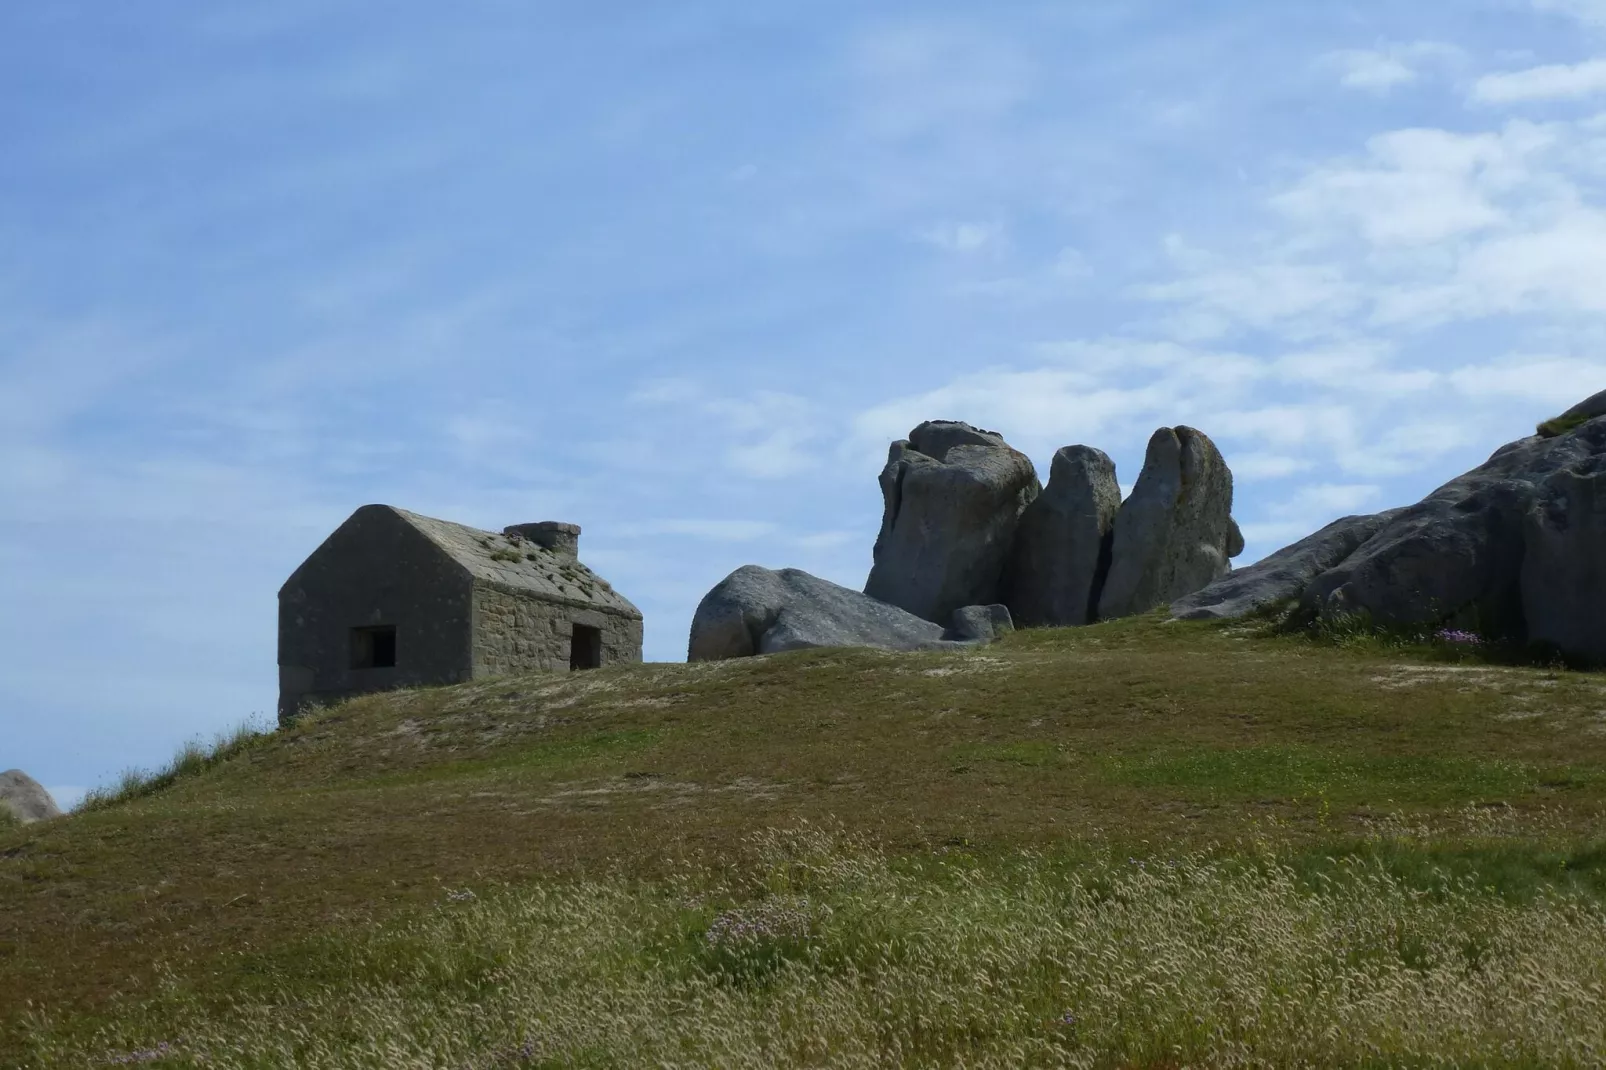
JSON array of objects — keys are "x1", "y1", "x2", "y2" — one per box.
[
  {"x1": 278, "y1": 508, "x2": 474, "y2": 724},
  {"x1": 471, "y1": 581, "x2": 643, "y2": 677}
]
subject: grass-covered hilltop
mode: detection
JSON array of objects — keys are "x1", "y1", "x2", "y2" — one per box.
[{"x1": 5, "y1": 614, "x2": 1606, "y2": 1068}]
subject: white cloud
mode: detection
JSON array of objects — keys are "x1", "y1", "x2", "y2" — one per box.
[
  {"x1": 1269, "y1": 126, "x2": 1544, "y2": 247},
  {"x1": 1139, "y1": 237, "x2": 1362, "y2": 339},
  {"x1": 1147, "y1": 115, "x2": 1606, "y2": 337},
  {"x1": 847, "y1": 21, "x2": 1032, "y2": 139},
  {"x1": 1230, "y1": 453, "x2": 1316, "y2": 479},
  {"x1": 1325, "y1": 42, "x2": 1461, "y2": 93},
  {"x1": 1270, "y1": 344, "x2": 1441, "y2": 395},
  {"x1": 789, "y1": 529, "x2": 859, "y2": 551},
  {"x1": 1531, "y1": 0, "x2": 1606, "y2": 26},
  {"x1": 1447, "y1": 354, "x2": 1606, "y2": 404},
  {"x1": 617, "y1": 519, "x2": 779, "y2": 541},
  {"x1": 1335, "y1": 420, "x2": 1482, "y2": 476},
  {"x1": 1473, "y1": 59, "x2": 1606, "y2": 103},
  {"x1": 852, "y1": 340, "x2": 1265, "y2": 452},
  {"x1": 631, "y1": 382, "x2": 822, "y2": 479},
  {"x1": 1238, "y1": 483, "x2": 1381, "y2": 549},
  {"x1": 918, "y1": 220, "x2": 1004, "y2": 253}
]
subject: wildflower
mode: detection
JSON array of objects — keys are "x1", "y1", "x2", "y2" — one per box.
[
  {"x1": 704, "y1": 896, "x2": 816, "y2": 946},
  {"x1": 447, "y1": 889, "x2": 477, "y2": 903},
  {"x1": 1434, "y1": 628, "x2": 1482, "y2": 645},
  {"x1": 105, "y1": 1041, "x2": 176, "y2": 1065}
]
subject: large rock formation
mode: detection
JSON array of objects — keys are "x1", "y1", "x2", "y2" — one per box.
[
  {"x1": 864, "y1": 421, "x2": 1040, "y2": 624},
  {"x1": 0, "y1": 769, "x2": 61, "y2": 824},
  {"x1": 689, "y1": 565, "x2": 1011, "y2": 661},
  {"x1": 1006, "y1": 445, "x2": 1121, "y2": 626},
  {"x1": 1521, "y1": 465, "x2": 1606, "y2": 661},
  {"x1": 1173, "y1": 394, "x2": 1606, "y2": 663},
  {"x1": 1098, "y1": 426, "x2": 1239, "y2": 620},
  {"x1": 1172, "y1": 510, "x2": 1403, "y2": 621}
]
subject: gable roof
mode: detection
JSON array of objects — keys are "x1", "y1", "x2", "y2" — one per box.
[{"x1": 391, "y1": 507, "x2": 641, "y2": 619}]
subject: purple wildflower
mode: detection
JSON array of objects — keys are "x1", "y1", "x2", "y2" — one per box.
[
  {"x1": 704, "y1": 896, "x2": 816, "y2": 947},
  {"x1": 1435, "y1": 628, "x2": 1483, "y2": 646},
  {"x1": 105, "y1": 1041, "x2": 176, "y2": 1065}
]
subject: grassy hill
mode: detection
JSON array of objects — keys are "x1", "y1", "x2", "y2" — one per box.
[{"x1": 5, "y1": 615, "x2": 1606, "y2": 1067}]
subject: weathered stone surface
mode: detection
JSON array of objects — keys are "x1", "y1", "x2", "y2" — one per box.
[
  {"x1": 947, "y1": 603, "x2": 1014, "y2": 642},
  {"x1": 280, "y1": 506, "x2": 641, "y2": 724},
  {"x1": 503, "y1": 521, "x2": 580, "y2": 560},
  {"x1": 1098, "y1": 426, "x2": 1237, "y2": 620},
  {"x1": 1559, "y1": 389, "x2": 1606, "y2": 424},
  {"x1": 1297, "y1": 411, "x2": 1606, "y2": 642},
  {"x1": 1226, "y1": 517, "x2": 1246, "y2": 559},
  {"x1": 690, "y1": 566, "x2": 1007, "y2": 660},
  {"x1": 1299, "y1": 423, "x2": 1606, "y2": 635},
  {"x1": 1006, "y1": 445, "x2": 1120, "y2": 626},
  {"x1": 0, "y1": 769, "x2": 61, "y2": 823},
  {"x1": 1171, "y1": 510, "x2": 1402, "y2": 621},
  {"x1": 865, "y1": 421, "x2": 1041, "y2": 624},
  {"x1": 1522, "y1": 464, "x2": 1606, "y2": 661}
]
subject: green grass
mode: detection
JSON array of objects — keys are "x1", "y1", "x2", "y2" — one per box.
[
  {"x1": 75, "y1": 716, "x2": 276, "y2": 812},
  {"x1": 1538, "y1": 411, "x2": 1591, "y2": 438},
  {"x1": 1094, "y1": 745, "x2": 1596, "y2": 805},
  {"x1": 20, "y1": 828, "x2": 1606, "y2": 1068},
  {"x1": 5, "y1": 614, "x2": 1606, "y2": 1066}
]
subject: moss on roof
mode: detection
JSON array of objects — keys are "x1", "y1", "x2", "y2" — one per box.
[{"x1": 392, "y1": 508, "x2": 641, "y2": 619}]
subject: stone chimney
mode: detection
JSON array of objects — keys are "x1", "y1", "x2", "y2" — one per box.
[{"x1": 503, "y1": 521, "x2": 580, "y2": 560}]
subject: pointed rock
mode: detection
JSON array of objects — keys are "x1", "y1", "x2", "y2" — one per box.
[
  {"x1": 864, "y1": 420, "x2": 1040, "y2": 623},
  {"x1": 1098, "y1": 426, "x2": 1237, "y2": 620},
  {"x1": 1005, "y1": 445, "x2": 1120, "y2": 626}
]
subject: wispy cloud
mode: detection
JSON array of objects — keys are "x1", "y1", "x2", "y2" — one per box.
[
  {"x1": 1472, "y1": 59, "x2": 1606, "y2": 103},
  {"x1": 1324, "y1": 42, "x2": 1462, "y2": 93},
  {"x1": 617, "y1": 519, "x2": 779, "y2": 542},
  {"x1": 847, "y1": 20, "x2": 1033, "y2": 140},
  {"x1": 1531, "y1": 0, "x2": 1606, "y2": 26},
  {"x1": 917, "y1": 220, "x2": 1005, "y2": 253}
]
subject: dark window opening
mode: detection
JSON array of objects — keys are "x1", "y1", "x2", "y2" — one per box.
[
  {"x1": 570, "y1": 624, "x2": 602, "y2": 671},
  {"x1": 351, "y1": 625, "x2": 397, "y2": 669}
]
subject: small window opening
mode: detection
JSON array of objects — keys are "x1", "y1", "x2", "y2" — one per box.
[
  {"x1": 570, "y1": 624, "x2": 602, "y2": 671},
  {"x1": 351, "y1": 625, "x2": 397, "y2": 669}
]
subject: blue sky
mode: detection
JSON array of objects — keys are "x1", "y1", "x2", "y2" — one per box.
[{"x1": 5, "y1": 0, "x2": 1606, "y2": 809}]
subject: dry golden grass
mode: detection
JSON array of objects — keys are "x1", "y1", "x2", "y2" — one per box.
[
  {"x1": 21, "y1": 825, "x2": 1606, "y2": 1068},
  {"x1": 4, "y1": 614, "x2": 1606, "y2": 1065}
]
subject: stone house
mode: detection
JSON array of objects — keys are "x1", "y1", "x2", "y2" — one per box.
[{"x1": 277, "y1": 505, "x2": 643, "y2": 724}]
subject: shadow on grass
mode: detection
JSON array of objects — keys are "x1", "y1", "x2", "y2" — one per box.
[{"x1": 1230, "y1": 600, "x2": 1593, "y2": 672}]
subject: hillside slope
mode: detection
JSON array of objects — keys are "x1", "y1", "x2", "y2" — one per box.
[{"x1": 6, "y1": 615, "x2": 1606, "y2": 1066}]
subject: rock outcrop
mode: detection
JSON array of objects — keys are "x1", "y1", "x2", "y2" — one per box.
[
  {"x1": 1098, "y1": 426, "x2": 1239, "y2": 621},
  {"x1": 864, "y1": 421, "x2": 1041, "y2": 624},
  {"x1": 1006, "y1": 445, "x2": 1120, "y2": 626},
  {"x1": 689, "y1": 565, "x2": 1010, "y2": 660},
  {"x1": 1521, "y1": 465, "x2": 1606, "y2": 661},
  {"x1": 1173, "y1": 393, "x2": 1606, "y2": 663},
  {"x1": 1172, "y1": 510, "x2": 1402, "y2": 621},
  {"x1": 947, "y1": 603, "x2": 1015, "y2": 642},
  {"x1": 0, "y1": 769, "x2": 61, "y2": 824}
]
